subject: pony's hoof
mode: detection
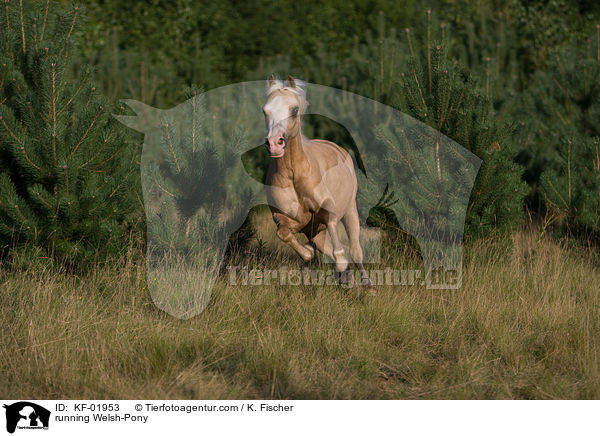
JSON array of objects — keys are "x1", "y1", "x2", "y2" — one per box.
[
  {"x1": 336, "y1": 270, "x2": 356, "y2": 287},
  {"x1": 303, "y1": 242, "x2": 317, "y2": 261},
  {"x1": 366, "y1": 288, "x2": 377, "y2": 296}
]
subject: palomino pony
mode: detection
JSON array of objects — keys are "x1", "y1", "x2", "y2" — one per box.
[{"x1": 263, "y1": 75, "x2": 374, "y2": 292}]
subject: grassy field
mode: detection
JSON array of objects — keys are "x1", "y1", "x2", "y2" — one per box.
[{"x1": 1, "y1": 213, "x2": 599, "y2": 399}]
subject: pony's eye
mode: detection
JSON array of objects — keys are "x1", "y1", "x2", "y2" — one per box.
[{"x1": 291, "y1": 106, "x2": 299, "y2": 117}]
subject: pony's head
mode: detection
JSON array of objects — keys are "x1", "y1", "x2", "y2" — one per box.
[{"x1": 263, "y1": 74, "x2": 307, "y2": 158}]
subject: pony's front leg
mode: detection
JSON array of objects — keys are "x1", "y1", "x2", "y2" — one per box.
[{"x1": 273, "y1": 213, "x2": 314, "y2": 262}]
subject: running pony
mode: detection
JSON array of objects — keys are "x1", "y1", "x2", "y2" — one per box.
[{"x1": 263, "y1": 75, "x2": 373, "y2": 292}]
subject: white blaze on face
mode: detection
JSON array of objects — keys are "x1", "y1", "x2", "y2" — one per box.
[
  {"x1": 264, "y1": 95, "x2": 290, "y2": 133},
  {"x1": 263, "y1": 92, "x2": 298, "y2": 158}
]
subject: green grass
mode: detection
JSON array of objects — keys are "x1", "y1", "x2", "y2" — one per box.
[{"x1": 1, "y1": 222, "x2": 599, "y2": 399}]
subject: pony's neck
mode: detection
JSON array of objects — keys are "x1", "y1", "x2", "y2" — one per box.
[{"x1": 275, "y1": 125, "x2": 308, "y2": 174}]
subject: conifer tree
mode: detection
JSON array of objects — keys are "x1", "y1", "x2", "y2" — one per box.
[
  {"x1": 0, "y1": 0, "x2": 141, "y2": 267},
  {"x1": 450, "y1": 11, "x2": 523, "y2": 120},
  {"x1": 539, "y1": 135, "x2": 600, "y2": 238},
  {"x1": 393, "y1": 29, "x2": 528, "y2": 238},
  {"x1": 519, "y1": 32, "x2": 600, "y2": 238},
  {"x1": 142, "y1": 87, "x2": 255, "y2": 262}
]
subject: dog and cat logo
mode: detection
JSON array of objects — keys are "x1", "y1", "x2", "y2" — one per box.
[{"x1": 3, "y1": 402, "x2": 50, "y2": 433}]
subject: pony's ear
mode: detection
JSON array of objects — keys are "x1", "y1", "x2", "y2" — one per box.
[
  {"x1": 266, "y1": 74, "x2": 285, "y2": 95},
  {"x1": 287, "y1": 75, "x2": 296, "y2": 88}
]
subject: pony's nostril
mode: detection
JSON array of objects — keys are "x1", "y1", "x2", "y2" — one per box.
[{"x1": 277, "y1": 137, "x2": 285, "y2": 145}]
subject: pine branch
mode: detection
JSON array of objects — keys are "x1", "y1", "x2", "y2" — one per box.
[
  {"x1": 0, "y1": 115, "x2": 41, "y2": 170},
  {"x1": 39, "y1": 0, "x2": 49, "y2": 42},
  {"x1": 18, "y1": 0, "x2": 25, "y2": 54},
  {"x1": 4, "y1": 0, "x2": 14, "y2": 62},
  {"x1": 164, "y1": 122, "x2": 181, "y2": 173},
  {"x1": 69, "y1": 106, "x2": 103, "y2": 158},
  {"x1": 51, "y1": 62, "x2": 56, "y2": 165},
  {"x1": 58, "y1": 71, "x2": 90, "y2": 115}
]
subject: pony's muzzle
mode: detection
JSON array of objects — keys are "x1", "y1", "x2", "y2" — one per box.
[{"x1": 266, "y1": 132, "x2": 286, "y2": 158}]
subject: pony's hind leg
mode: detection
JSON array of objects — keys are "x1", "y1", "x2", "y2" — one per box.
[
  {"x1": 342, "y1": 202, "x2": 375, "y2": 293},
  {"x1": 305, "y1": 228, "x2": 334, "y2": 262},
  {"x1": 307, "y1": 228, "x2": 354, "y2": 287},
  {"x1": 319, "y1": 199, "x2": 349, "y2": 272},
  {"x1": 273, "y1": 213, "x2": 314, "y2": 262}
]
